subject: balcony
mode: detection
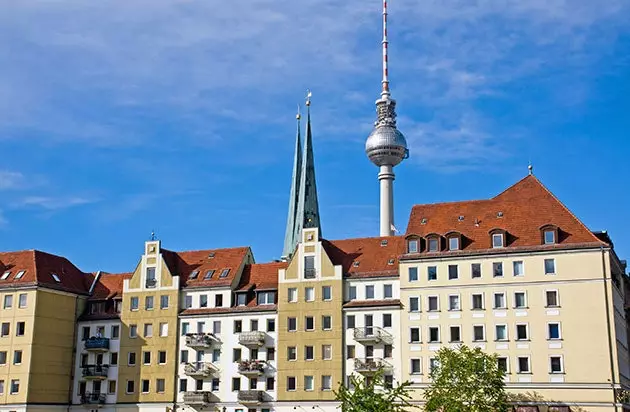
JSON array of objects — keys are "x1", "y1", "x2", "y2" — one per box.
[
  {"x1": 237, "y1": 360, "x2": 267, "y2": 377},
  {"x1": 80, "y1": 392, "x2": 106, "y2": 405},
  {"x1": 353, "y1": 327, "x2": 392, "y2": 344},
  {"x1": 184, "y1": 362, "x2": 219, "y2": 378},
  {"x1": 146, "y1": 278, "x2": 157, "y2": 288},
  {"x1": 238, "y1": 390, "x2": 264, "y2": 405},
  {"x1": 354, "y1": 358, "x2": 392, "y2": 375},
  {"x1": 183, "y1": 391, "x2": 219, "y2": 405},
  {"x1": 186, "y1": 333, "x2": 221, "y2": 349},
  {"x1": 304, "y1": 268, "x2": 316, "y2": 279},
  {"x1": 238, "y1": 331, "x2": 266, "y2": 348},
  {"x1": 82, "y1": 365, "x2": 109, "y2": 380},
  {"x1": 84, "y1": 337, "x2": 110, "y2": 352}
]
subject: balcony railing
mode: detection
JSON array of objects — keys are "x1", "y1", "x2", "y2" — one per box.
[
  {"x1": 82, "y1": 365, "x2": 109, "y2": 379},
  {"x1": 238, "y1": 390, "x2": 264, "y2": 405},
  {"x1": 80, "y1": 392, "x2": 106, "y2": 405},
  {"x1": 184, "y1": 362, "x2": 219, "y2": 377},
  {"x1": 185, "y1": 333, "x2": 221, "y2": 349},
  {"x1": 238, "y1": 331, "x2": 266, "y2": 347},
  {"x1": 183, "y1": 391, "x2": 219, "y2": 405},
  {"x1": 354, "y1": 358, "x2": 392, "y2": 375},
  {"x1": 304, "y1": 268, "x2": 316, "y2": 279},
  {"x1": 237, "y1": 360, "x2": 267, "y2": 376},
  {"x1": 145, "y1": 278, "x2": 157, "y2": 288},
  {"x1": 84, "y1": 337, "x2": 110, "y2": 352},
  {"x1": 353, "y1": 327, "x2": 392, "y2": 344}
]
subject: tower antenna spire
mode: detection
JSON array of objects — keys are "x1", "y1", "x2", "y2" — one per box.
[{"x1": 381, "y1": 0, "x2": 390, "y2": 98}]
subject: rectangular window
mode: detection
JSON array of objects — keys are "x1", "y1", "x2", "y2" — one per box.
[
  {"x1": 410, "y1": 359, "x2": 421, "y2": 374},
  {"x1": 322, "y1": 345, "x2": 332, "y2": 360},
  {"x1": 471, "y1": 263, "x2": 481, "y2": 278},
  {"x1": 305, "y1": 317, "x2": 314, "y2": 331},
  {"x1": 550, "y1": 356, "x2": 563, "y2": 373},
  {"x1": 156, "y1": 379, "x2": 165, "y2": 393},
  {"x1": 545, "y1": 259, "x2": 556, "y2": 274},
  {"x1": 81, "y1": 326, "x2": 89, "y2": 340},
  {"x1": 428, "y1": 296, "x2": 439, "y2": 311},
  {"x1": 266, "y1": 377, "x2": 274, "y2": 391},
  {"x1": 110, "y1": 352, "x2": 118, "y2": 365},
  {"x1": 129, "y1": 324, "x2": 138, "y2": 338},
  {"x1": 544, "y1": 230, "x2": 556, "y2": 244},
  {"x1": 266, "y1": 347, "x2": 275, "y2": 361},
  {"x1": 493, "y1": 293, "x2": 506, "y2": 309},
  {"x1": 213, "y1": 349, "x2": 221, "y2": 362},
  {"x1": 365, "y1": 285, "x2": 375, "y2": 299},
  {"x1": 304, "y1": 256, "x2": 316, "y2": 278},
  {"x1": 18, "y1": 294, "x2": 27, "y2": 309},
  {"x1": 181, "y1": 322, "x2": 189, "y2": 335},
  {"x1": 233, "y1": 348, "x2": 242, "y2": 362},
  {"x1": 427, "y1": 266, "x2": 437, "y2": 281},
  {"x1": 493, "y1": 262, "x2": 503, "y2": 277},
  {"x1": 130, "y1": 296, "x2": 138, "y2": 311},
  {"x1": 266, "y1": 318, "x2": 275, "y2": 332},
  {"x1": 546, "y1": 290, "x2": 559, "y2": 307},
  {"x1": 517, "y1": 357, "x2": 530, "y2": 373},
  {"x1": 322, "y1": 375, "x2": 332, "y2": 391},
  {"x1": 3, "y1": 295, "x2": 12, "y2": 309},
  {"x1": 383, "y1": 284, "x2": 393, "y2": 299},
  {"x1": 409, "y1": 297, "x2": 420, "y2": 312},
  {"x1": 251, "y1": 320, "x2": 258, "y2": 332},
  {"x1": 492, "y1": 233, "x2": 504, "y2": 248},
  {"x1": 213, "y1": 321, "x2": 221, "y2": 334},
  {"x1": 10, "y1": 379, "x2": 19, "y2": 394},
  {"x1": 159, "y1": 323, "x2": 168, "y2": 337},
  {"x1": 473, "y1": 325, "x2": 485, "y2": 341},
  {"x1": 495, "y1": 325, "x2": 508, "y2": 341},
  {"x1": 0, "y1": 351, "x2": 6, "y2": 365},
  {"x1": 448, "y1": 295, "x2": 460, "y2": 311},
  {"x1": 497, "y1": 357, "x2": 508, "y2": 373},
  {"x1": 288, "y1": 288, "x2": 297, "y2": 302},
  {"x1": 160, "y1": 295, "x2": 169, "y2": 309},
  {"x1": 287, "y1": 317, "x2": 297, "y2": 332},
  {"x1": 472, "y1": 294, "x2": 484, "y2": 310},
  {"x1": 408, "y1": 267, "x2": 418, "y2": 282},
  {"x1": 428, "y1": 326, "x2": 440, "y2": 343},
  {"x1": 200, "y1": 295, "x2": 208, "y2": 308},
  {"x1": 408, "y1": 239, "x2": 419, "y2": 253},
  {"x1": 322, "y1": 286, "x2": 332, "y2": 301},
  {"x1": 1, "y1": 323, "x2": 9, "y2": 337},
  {"x1": 111, "y1": 325, "x2": 120, "y2": 339},
  {"x1": 128, "y1": 352, "x2": 136, "y2": 366},
  {"x1": 196, "y1": 380, "x2": 203, "y2": 391},
  {"x1": 13, "y1": 350, "x2": 22, "y2": 365},
  {"x1": 384, "y1": 344, "x2": 393, "y2": 358},
  {"x1": 180, "y1": 350, "x2": 188, "y2": 363},
  {"x1": 513, "y1": 261, "x2": 524, "y2": 276},
  {"x1": 305, "y1": 346, "x2": 314, "y2": 361},
  {"x1": 449, "y1": 237, "x2": 460, "y2": 251},
  {"x1": 108, "y1": 380, "x2": 116, "y2": 394},
  {"x1": 145, "y1": 296, "x2": 154, "y2": 310},
  {"x1": 548, "y1": 323, "x2": 561, "y2": 340},
  {"x1": 428, "y1": 238, "x2": 439, "y2": 252},
  {"x1": 287, "y1": 377, "x2": 296, "y2": 391},
  {"x1": 450, "y1": 326, "x2": 461, "y2": 342},
  {"x1": 236, "y1": 294, "x2": 247, "y2": 306},
  {"x1": 143, "y1": 323, "x2": 153, "y2": 337},
  {"x1": 345, "y1": 315, "x2": 355, "y2": 329},
  {"x1": 383, "y1": 313, "x2": 392, "y2": 328},
  {"x1": 305, "y1": 287, "x2": 315, "y2": 302},
  {"x1": 304, "y1": 375, "x2": 314, "y2": 391},
  {"x1": 158, "y1": 351, "x2": 166, "y2": 364},
  {"x1": 448, "y1": 265, "x2": 458, "y2": 280},
  {"x1": 234, "y1": 320, "x2": 242, "y2": 333},
  {"x1": 232, "y1": 378, "x2": 241, "y2": 391},
  {"x1": 516, "y1": 324, "x2": 528, "y2": 340},
  {"x1": 179, "y1": 379, "x2": 187, "y2": 392},
  {"x1": 143, "y1": 351, "x2": 151, "y2": 365},
  {"x1": 256, "y1": 291, "x2": 274, "y2": 305},
  {"x1": 16, "y1": 322, "x2": 25, "y2": 336},
  {"x1": 212, "y1": 378, "x2": 220, "y2": 391},
  {"x1": 322, "y1": 315, "x2": 332, "y2": 330},
  {"x1": 185, "y1": 295, "x2": 193, "y2": 308},
  {"x1": 287, "y1": 346, "x2": 297, "y2": 361},
  {"x1": 126, "y1": 380, "x2": 135, "y2": 394},
  {"x1": 410, "y1": 327, "x2": 420, "y2": 343},
  {"x1": 514, "y1": 292, "x2": 527, "y2": 308}
]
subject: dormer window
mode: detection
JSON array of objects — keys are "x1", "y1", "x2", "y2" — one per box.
[
  {"x1": 407, "y1": 239, "x2": 419, "y2": 253},
  {"x1": 189, "y1": 270, "x2": 199, "y2": 280},
  {"x1": 449, "y1": 237, "x2": 459, "y2": 251},
  {"x1": 491, "y1": 233, "x2": 505, "y2": 248},
  {"x1": 544, "y1": 230, "x2": 556, "y2": 244},
  {"x1": 236, "y1": 293, "x2": 247, "y2": 306},
  {"x1": 427, "y1": 236, "x2": 440, "y2": 252}
]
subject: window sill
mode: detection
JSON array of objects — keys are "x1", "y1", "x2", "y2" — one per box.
[
  {"x1": 516, "y1": 339, "x2": 531, "y2": 342},
  {"x1": 472, "y1": 340, "x2": 487, "y2": 343},
  {"x1": 545, "y1": 305, "x2": 561, "y2": 309},
  {"x1": 513, "y1": 307, "x2": 529, "y2": 310}
]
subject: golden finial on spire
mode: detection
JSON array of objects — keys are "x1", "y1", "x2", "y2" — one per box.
[
  {"x1": 296, "y1": 104, "x2": 301, "y2": 120},
  {"x1": 305, "y1": 89, "x2": 312, "y2": 107}
]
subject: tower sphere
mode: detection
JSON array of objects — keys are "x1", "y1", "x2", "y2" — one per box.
[{"x1": 365, "y1": 123, "x2": 408, "y2": 167}]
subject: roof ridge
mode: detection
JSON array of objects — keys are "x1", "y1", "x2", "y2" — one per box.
[
  {"x1": 161, "y1": 246, "x2": 251, "y2": 254},
  {"x1": 492, "y1": 174, "x2": 532, "y2": 199},
  {"x1": 327, "y1": 235, "x2": 403, "y2": 243},
  {"x1": 411, "y1": 198, "x2": 494, "y2": 209}
]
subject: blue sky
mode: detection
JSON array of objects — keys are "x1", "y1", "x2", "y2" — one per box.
[{"x1": 0, "y1": 0, "x2": 629, "y2": 273}]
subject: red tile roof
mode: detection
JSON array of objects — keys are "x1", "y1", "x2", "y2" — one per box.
[
  {"x1": 90, "y1": 272, "x2": 131, "y2": 300},
  {"x1": 344, "y1": 299, "x2": 402, "y2": 308},
  {"x1": 323, "y1": 236, "x2": 403, "y2": 278},
  {"x1": 161, "y1": 247, "x2": 251, "y2": 288},
  {"x1": 0, "y1": 250, "x2": 91, "y2": 294},
  {"x1": 405, "y1": 175, "x2": 605, "y2": 253},
  {"x1": 237, "y1": 262, "x2": 286, "y2": 291}
]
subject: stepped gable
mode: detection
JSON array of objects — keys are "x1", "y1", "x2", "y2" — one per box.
[
  {"x1": 406, "y1": 175, "x2": 605, "y2": 252},
  {"x1": 0, "y1": 249, "x2": 91, "y2": 294},
  {"x1": 324, "y1": 236, "x2": 404, "y2": 278}
]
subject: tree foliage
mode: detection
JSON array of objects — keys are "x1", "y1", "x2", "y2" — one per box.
[
  {"x1": 423, "y1": 345, "x2": 509, "y2": 412},
  {"x1": 335, "y1": 368, "x2": 416, "y2": 412}
]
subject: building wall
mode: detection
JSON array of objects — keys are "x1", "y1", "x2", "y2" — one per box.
[
  {"x1": 117, "y1": 240, "x2": 180, "y2": 406},
  {"x1": 276, "y1": 228, "x2": 343, "y2": 406}
]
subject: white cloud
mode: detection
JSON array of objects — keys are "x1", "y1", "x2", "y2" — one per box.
[
  {"x1": 0, "y1": 171, "x2": 26, "y2": 190},
  {"x1": 15, "y1": 196, "x2": 97, "y2": 211}
]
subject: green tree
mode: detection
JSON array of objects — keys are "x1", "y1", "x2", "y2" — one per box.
[
  {"x1": 335, "y1": 367, "x2": 416, "y2": 412},
  {"x1": 423, "y1": 345, "x2": 508, "y2": 412}
]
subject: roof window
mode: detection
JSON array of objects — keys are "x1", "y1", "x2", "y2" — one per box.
[
  {"x1": 497, "y1": 211, "x2": 504, "y2": 218},
  {"x1": 353, "y1": 261, "x2": 360, "y2": 268},
  {"x1": 189, "y1": 270, "x2": 199, "y2": 280},
  {"x1": 14, "y1": 271, "x2": 25, "y2": 279},
  {"x1": 1, "y1": 271, "x2": 10, "y2": 280},
  {"x1": 387, "y1": 258, "x2": 395, "y2": 265},
  {"x1": 421, "y1": 218, "x2": 428, "y2": 225},
  {"x1": 381, "y1": 239, "x2": 388, "y2": 247},
  {"x1": 219, "y1": 269, "x2": 230, "y2": 278},
  {"x1": 51, "y1": 273, "x2": 61, "y2": 283},
  {"x1": 204, "y1": 270, "x2": 215, "y2": 280},
  {"x1": 458, "y1": 215, "x2": 465, "y2": 221},
  {"x1": 208, "y1": 252, "x2": 216, "y2": 258}
]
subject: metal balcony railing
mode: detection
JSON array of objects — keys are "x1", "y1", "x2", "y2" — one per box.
[
  {"x1": 304, "y1": 268, "x2": 317, "y2": 279},
  {"x1": 145, "y1": 278, "x2": 157, "y2": 288},
  {"x1": 183, "y1": 391, "x2": 218, "y2": 404},
  {"x1": 353, "y1": 326, "x2": 392, "y2": 344},
  {"x1": 184, "y1": 362, "x2": 219, "y2": 377},
  {"x1": 84, "y1": 337, "x2": 110, "y2": 351},
  {"x1": 185, "y1": 333, "x2": 221, "y2": 349},
  {"x1": 237, "y1": 360, "x2": 266, "y2": 376},
  {"x1": 238, "y1": 331, "x2": 266, "y2": 347},
  {"x1": 82, "y1": 365, "x2": 109, "y2": 379},
  {"x1": 238, "y1": 390, "x2": 264, "y2": 404},
  {"x1": 80, "y1": 392, "x2": 106, "y2": 404},
  {"x1": 354, "y1": 358, "x2": 392, "y2": 375}
]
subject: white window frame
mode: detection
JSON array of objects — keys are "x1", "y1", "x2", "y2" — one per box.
[
  {"x1": 427, "y1": 266, "x2": 438, "y2": 281},
  {"x1": 322, "y1": 286, "x2": 332, "y2": 301},
  {"x1": 288, "y1": 288, "x2": 297, "y2": 303},
  {"x1": 449, "y1": 325, "x2": 462, "y2": 343},
  {"x1": 512, "y1": 260, "x2": 524, "y2": 277},
  {"x1": 517, "y1": 356, "x2": 531, "y2": 374},
  {"x1": 407, "y1": 239, "x2": 419, "y2": 253},
  {"x1": 448, "y1": 237, "x2": 460, "y2": 251},
  {"x1": 492, "y1": 233, "x2": 504, "y2": 248},
  {"x1": 428, "y1": 326, "x2": 440, "y2": 343},
  {"x1": 427, "y1": 295, "x2": 440, "y2": 312},
  {"x1": 472, "y1": 324, "x2": 485, "y2": 342},
  {"x1": 410, "y1": 358, "x2": 422, "y2": 374},
  {"x1": 409, "y1": 327, "x2": 421, "y2": 343},
  {"x1": 159, "y1": 322, "x2": 168, "y2": 337},
  {"x1": 408, "y1": 267, "x2": 418, "y2": 282},
  {"x1": 515, "y1": 323, "x2": 529, "y2": 341},
  {"x1": 448, "y1": 294, "x2": 461, "y2": 311},
  {"x1": 493, "y1": 292, "x2": 507, "y2": 309},
  {"x1": 495, "y1": 324, "x2": 508, "y2": 341},
  {"x1": 545, "y1": 289, "x2": 560, "y2": 307},
  {"x1": 544, "y1": 230, "x2": 556, "y2": 244},
  {"x1": 544, "y1": 258, "x2": 556, "y2": 275},
  {"x1": 305, "y1": 287, "x2": 315, "y2": 302},
  {"x1": 547, "y1": 322, "x2": 562, "y2": 340},
  {"x1": 304, "y1": 375, "x2": 314, "y2": 391},
  {"x1": 549, "y1": 355, "x2": 564, "y2": 374},
  {"x1": 365, "y1": 285, "x2": 375, "y2": 300},
  {"x1": 348, "y1": 286, "x2": 357, "y2": 301},
  {"x1": 471, "y1": 293, "x2": 484, "y2": 310},
  {"x1": 497, "y1": 356, "x2": 510, "y2": 373},
  {"x1": 409, "y1": 296, "x2": 420, "y2": 313},
  {"x1": 513, "y1": 291, "x2": 528, "y2": 309},
  {"x1": 383, "y1": 284, "x2": 393, "y2": 299}
]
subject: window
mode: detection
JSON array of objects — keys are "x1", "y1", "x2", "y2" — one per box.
[
  {"x1": 158, "y1": 351, "x2": 166, "y2": 364},
  {"x1": 492, "y1": 233, "x2": 504, "y2": 248},
  {"x1": 219, "y1": 269, "x2": 230, "y2": 278},
  {"x1": 287, "y1": 376, "x2": 296, "y2": 391},
  {"x1": 200, "y1": 295, "x2": 208, "y2": 308},
  {"x1": 234, "y1": 320, "x2": 242, "y2": 333},
  {"x1": 408, "y1": 267, "x2": 418, "y2": 282},
  {"x1": 346, "y1": 345, "x2": 355, "y2": 359},
  {"x1": 448, "y1": 295, "x2": 460, "y2": 311},
  {"x1": 51, "y1": 273, "x2": 61, "y2": 282},
  {"x1": 383, "y1": 313, "x2": 392, "y2": 328},
  {"x1": 410, "y1": 359, "x2": 421, "y2": 374},
  {"x1": 472, "y1": 294, "x2": 484, "y2": 310},
  {"x1": 473, "y1": 325, "x2": 485, "y2": 341},
  {"x1": 256, "y1": 293, "x2": 273, "y2": 306},
  {"x1": 213, "y1": 349, "x2": 221, "y2": 362},
  {"x1": 365, "y1": 285, "x2": 375, "y2": 299},
  {"x1": 348, "y1": 286, "x2": 357, "y2": 300},
  {"x1": 250, "y1": 320, "x2": 258, "y2": 331},
  {"x1": 513, "y1": 261, "x2": 524, "y2": 276},
  {"x1": 514, "y1": 292, "x2": 527, "y2": 308},
  {"x1": 493, "y1": 262, "x2": 503, "y2": 277},
  {"x1": 517, "y1": 357, "x2": 530, "y2": 373},
  {"x1": 428, "y1": 327, "x2": 440, "y2": 343},
  {"x1": 126, "y1": 380, "x2": 135, "y2": 394},
  {"x1": 3, "y1": 295, "x2": 12, "y2": 309},
  {"x1": 111, "y1": 325, "x2": 120, "y2": 339},
  {"x1": 495, "y1": 325, "x2": 508, "y2": 341},
  {"x1": 428, "y1": 296, "x2": 439, "y2": 311},
  {"x1": 128, "y1": 352, "x2": 136, "y2": 366},
  {"x1": 544, "y1": 230, "x2": 556, "y2": 244},
  {"x1": 10, "y1": 379, "x2": 19, "y2": 394},
  {"x1": 545, "y1": 259, "x2": 556, "y2": 274},
  {"x1": 204, "y1": 270, "x2": 214, "y2": 280},
  {"x1": 548, "y1": 323, "x2": 561, "y2": 340},
  {"x1": 108, "y1": 380, "x2": 116, "y2": 394},
  {"x1": 409, "y1": 297, "x2": 420, "y2": 312},
  {"x1": 130, "y1": 296, "x2": 138, "y2": 311},
  {"x1": 143, "y1": 351, "x2": 151, "y2": 365},
  {"x1": 304, "y1": 256, "x2": 316, "y2": 278},
  {"x1": 0, "y1": 351, "x2": 5, "y2": 364},
  {"x1": 236, "y1": 294, "x2": 247, "y2": 306},
  {"x1": 429, "y1": 358, "x2": 439, "y2": 372},
  {"x1": 322, "y1": 315, "x2": 332, "y2": 330},
  {"x1": 288, "y1": 288, "x2": 297, "y2": 302},
  {"x1": 18, "y1": 294, "x2": 27, "y2": 309},
  {"x1": 448, "y1": 236, "x2": 460, "y2": 251},
  {"x1": 497, "y1": 357, "x2": 508, "y2": 373},
  {"x1": 427, "y1": 266, "x2": 437, "y2": 281},
  {"x1": 0, "y1": 271, "x2": 9, "y2": 280},
  {"x1": 305, "y1": 287, "x2": 315, "y2": 302},
  {"x1": 110, "y1": 352, "x2": 118, "y2": 365},
  {"x1": 233, "y1": 348, "x2": 242, "y2": 362},
  {"x1": 145, "y1": 296, "x2": 154, "y2": 310},
  {"x1": 383, "y1": 284, "x2": 393, "y2": 299},
  {"x1": 322, "y1": 375, "x2": 332, "y2": 391},
  {"x1": 1, "y1": 323, "x2": 9, "y2": 337},
  {"x1": 154, "y1": 378, "x2": 165, "y2": 393},
  {"x1": 380, "y1": 344, "x2": 391, "y2": 359},
  {"x1": 159, "y1": 323, "x2": 168, "y2": 337},
  {"x1": 428, "y1": 237, "x2": 439, "y2": 252},
  {"x1": 189, "y1": 270, "x2": 199, "y2": 280},
  {"x1": 143, "y1": 323, "x2": 153, "y2": 337},
  {"x1": 365, "y1": 345, "x2": 374, "y2": 359},
  {"x1": 266, "y1": 377, "x2": 275, "y2": 391},
  {"x1": 450, "y1": 326, "x2": 461, "y2": 342},
  {"x1": 15, "y1": 322, "x2": 24, "y2": 336},
  {"x1": 322, "y1": 344, "x2": 332, "y2": 360},
  {"x1": 305, "y1": 346, "x2": 314, "y2": 360},
  {"x1": 322, "y1": 286, "x2": 332, "y2": 301},
  {"x1": 550, "y1": 356, "x2": 563, "y2": 373},
  {"x1": 448, "y1": 265, "x2": 458, "y2": 280},
  {"x1": 516, "y1": 324, "x2": 528, "y2": 340},
  {"x1": 232, "y1": 377, "x2": 241, "y2": 391},
  {"x1": 179, "y1": 379, "x2": 187, "y2": 392},
  {"x1": 304, "y1": 375, "x2": 314, "y2": 391},
  {"x1": 129, "y1": 325, "x2": 138, "y2": 338},
  {"x1": 13, "y1": 350, "x2": 22, "y2": 365},
  {"x1": 264, "y1": 318, "x2": 275, "y2": 332},
  {"x1": 287, "y1": 347, "x2": 297, "y2": 361},
  {"x1": 546, "y1": 290, "x2": 559, "y2": 307},
  {"x1": 185, "y1": 296, "x2": 192, "y2": 308},
  {"x1": 407, "y1": 239, "x2": 419, "y2": 253},
  {"x1": 287, "y1": 317, "x2": 297, "y2": 332},
  {"x1": 410, "y1": 327, "x2": 421, "y2": 343},
  {"x1": 181, "y1": 322, "x2": 189, "y2": 335},
  {"x1": 15, "y1": 271, "x2": 25, "y2": 280},
  {"x1": 471, "y1": 263, "x2": 481, "y2": 278},
  {"x1": 305, "y1": 316, "x2": 314, "y2": 331},
  {"x1": 493, "y1": 293, "x2": 506, "y2": 309}
]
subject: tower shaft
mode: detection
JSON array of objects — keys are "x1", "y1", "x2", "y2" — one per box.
[{"x1": 379, "y1": 165, "x2": 395, "y2": 236}]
